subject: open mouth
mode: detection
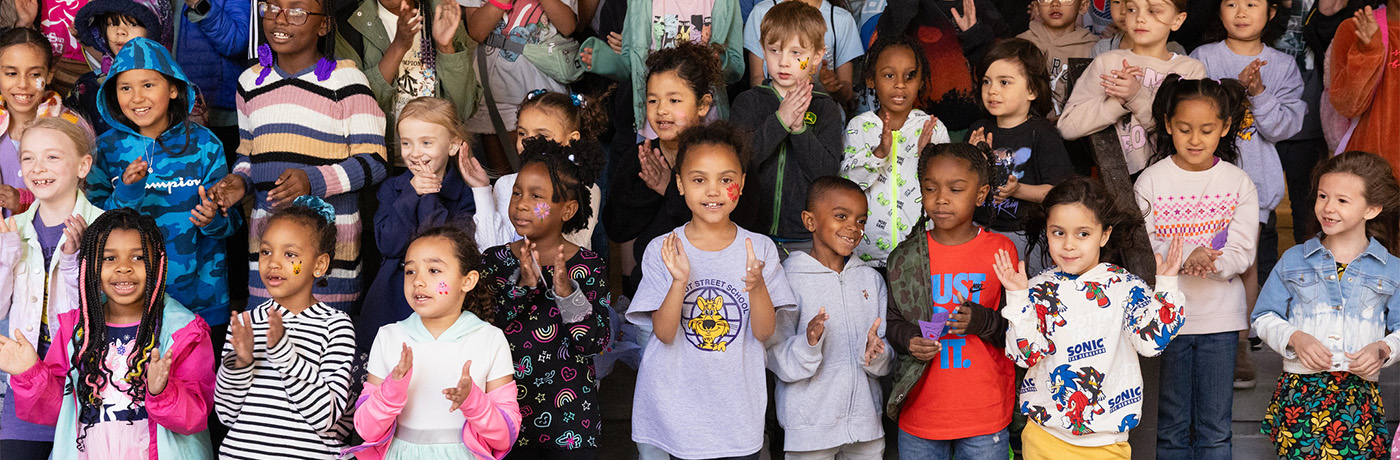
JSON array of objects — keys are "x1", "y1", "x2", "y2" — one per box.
[
  {"x1": 265, "y1": 274, "x2": 286, "y2": 287},
  {"x1": 1320, "y1": 216, "x2": 1341, "y2": 226},
  {"x1": 110, "y1": 281, "x2": 139, "y2": 296},
  {"x1": 8, "y1": 93, "x2": 35, "y2": 105},
  {"x1": 270, "y1": 31, "x2": 293, "y2": 43},
  {"x1": 131, "y1": 107, "x2": 151, "y2": 117},
  {"x1": 838, "y1": 234, "x2": 859, "y2": 246},
  {"x1": 889, "y1": 94, "x2": 908, "y2": 105},
  {"x1": 700, "y1": 201, "x2": 725, "y2": 211},
  {"x1": 413, "y1": 292, "x2": 432, "y2": 303},
  {"x1": 29, "y1": 179, "x2": 54, "y2": 187},
  {"x1": 1049, "y1": 12, "x2": 1063, "y2": 19}
]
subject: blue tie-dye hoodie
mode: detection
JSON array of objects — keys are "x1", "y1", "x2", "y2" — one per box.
[{"x1": 89, "y1": 37, "x2": 241, "y2": 326}]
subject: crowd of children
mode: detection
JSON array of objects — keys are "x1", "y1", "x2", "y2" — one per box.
[{"x1": 0, "y1": 0, "x2": 1397, "y2": 457}]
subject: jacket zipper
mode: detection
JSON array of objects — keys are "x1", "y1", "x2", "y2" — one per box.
[{"x1": 771, "y1": 143, "x2": 786, "y2": 235}]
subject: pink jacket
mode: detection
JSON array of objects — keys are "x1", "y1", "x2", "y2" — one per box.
[{"x1": 345, "y1": 366, "x2": 521, "y2": 460}]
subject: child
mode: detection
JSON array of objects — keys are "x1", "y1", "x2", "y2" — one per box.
[
  {"x1": 873, "y1": 0, "x2": 1008, "y2": 133},
  {"x1": 465, "y1": 90, "x2": 608, "y2": 250},
  {"x1": 1090, "y1": 0, "x2": 1188, "y2": 58},
  {"x1": 603, "y1": 42, "x2": 722, "y2": 294},
  {"x1": 1059, "y1": 0, "x2": 1205, "y2": 175},
  {"x1": 1253, "y1": 151, "x2": 1400, "y2": 459},
  {"x1": 970, "y1": 38, "x2": 1075, "y2": 276},
  {"x1": 360, "y1": 96, "x2": 477, "y2": 353},
  {"x1": 0, "y1": 28, "x2": 94, "y2": 217},
  {"x1": 626, "y1": 122, "x2": 796, "y2": 459},
  {"x1": 0, "y1": 208, "x2": 216, "y2": 459},
  {"x1": 171, "y1": 0, "x2": 250, "y2": 156},
  {"x1": 348, "y1": 225, "x2": 521, "y2": 460},
  {"x1": 0, "y1": 117, "x2": 104, "y2": 459},
  {"x1": 71, "y1": 0, "x2": 173, "y2": 136},
  {"x1": 732, "y1": 1, "x2": 844, "y2": 252},
  {"x1": 1133, "y1": 76, "x2": 1258, "y2": 458},
  {"x1": 743, "y1": 0, "x2": 864, "y2": 106},
  {"x1": 767, "y1": 176, "x2": 894, "y2": 458},
  {"x1": 884, "y1": 142, "x2": 1017, "y2": 459},
  {"x1": 1016, "y1": 0, "x2": 1098, "y2": 118},
  {"x1": 841, "y1": 35, "x2": 949, "y2": 267},
  {"x1": 997, "y1": 176, "x2": 1185, "y2": 458},
  {"x1": 209, "y1": 0, "x2": 388, "y2": 313},
  {"x1": 87, "y1": 36, "x2": 241, "y2": 338},
  {"x1": 215, "y1": 197, "x2": 357, "y2": 459},
  {"x1": 1327, "y1": 2, "x2": 1400, "y2": 175},
  {"x1": 1189, "y1": 0, "x2": 1304, "y2": 388},
  {"x1": 480, "y1": 137, "x2": 611, "y2": 458},
  {"x1": 335, "y1": 0, "x2": 475, "y2": 149}
]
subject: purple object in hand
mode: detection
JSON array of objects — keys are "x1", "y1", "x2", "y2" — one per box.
[{"x1": 920, "y1": 311, "x2": 950, "y2": 340}]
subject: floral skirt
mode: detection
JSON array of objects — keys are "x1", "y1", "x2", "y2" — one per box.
[{"x1": 1261, "y1": 372, "x2": 1389, "y2": 459}]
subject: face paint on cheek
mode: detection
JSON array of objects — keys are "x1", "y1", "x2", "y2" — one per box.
[
  {"x1": 34, "y1": 77, "x2": 44, "y2": 90},
  {"x1": 726, "y1": 183, "x2": 741, "y2": 202},
  {"x1": 533, "y1": 202, "x2": 551, "y2": 220},
  {"x1": 292, "y1": 261, "x2": 301, "y2": 275},
  {"x1": 437, "y1": 281, "x2": 450, "y2": 295},
  {"x1": 799, "y1": 58, "x2": 809, "y2": 71}
]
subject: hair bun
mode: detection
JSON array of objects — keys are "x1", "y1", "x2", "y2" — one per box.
[{"x1": 292, "y1": 195, "x2": 336, "y2": 224}]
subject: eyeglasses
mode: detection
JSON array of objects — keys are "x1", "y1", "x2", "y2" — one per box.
[
  {"x1": 1033, "y1": 0, "x2": 1066, "y2": 4},
  {"x1": 258, "y1": 2, "x2": 326, "y2": 26}
]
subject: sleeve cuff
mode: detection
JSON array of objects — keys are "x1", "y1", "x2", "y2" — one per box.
[
  {"x1": 267, "y1": 333, "x2": 296, "y2": 367},
  {"x1": 553, "y1": 281, "x2": 593, "y2": 324},
  {"x1": 380, "y1": 367, "x2": 413, "y2": 404}
]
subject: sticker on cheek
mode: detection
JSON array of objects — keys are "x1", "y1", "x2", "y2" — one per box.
[
  {"x1": 292, "y1": 261, "x2": 301, "y2": 275},
  {"x1": 726, "y1": 183, "x2": 741, "y2": 202},
  {"x1": 533, "y1": 202, "x2": 551, "y2": 220},
  {"x1": 438, "y1": 281, "x2": 450, "y2": 295}
]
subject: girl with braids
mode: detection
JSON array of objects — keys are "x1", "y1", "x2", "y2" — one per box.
[
  {"x1": 347, "y1": 225, "x2": 521, "y2": 460},
  {"x1": 479, "y1": 136, "x2": 611, "y2": 459},
  {"x1": 883, "y1": 142, "x2": 1018, "y2": 459},
  {"x1": 1133, "y1": 76, "x2": 1257, "y2": 458},
  {"x1": 207, "y1": 0, "x2": 388, "y2": 313},
  {"x1": 215, "y1": 197, "x2": 357, "y2": 460},
  {"x1": 463, "y1": 89, "x2": 609, "y2": 250},
  {"x1": 0, "y1": 117, "x2": 104, "y2": 459},
  {"x1": 0, "y1": 208, "x2": 217, "y2": 459}
]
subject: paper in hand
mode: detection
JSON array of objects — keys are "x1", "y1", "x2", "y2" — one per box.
[{"x1": 919, "y1": 311, "x2": 949, "y2": 340}]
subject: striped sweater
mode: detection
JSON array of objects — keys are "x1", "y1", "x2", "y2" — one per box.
[
  {"x1": 215, "y1": 300, "x2": 356, "y2": 460},
  {"x1": 234, "y1": 60, "x2": 389, "y2": 312}
]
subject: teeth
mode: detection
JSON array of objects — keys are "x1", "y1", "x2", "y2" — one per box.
[{"x1": 273, "y1": 32, "x2": 290, "y2": 39}]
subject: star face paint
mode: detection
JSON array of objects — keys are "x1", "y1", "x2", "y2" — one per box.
[
  {"x1": 437, "y1": 281, "x2": 450, "y2": 295},
  {"x1": 726, "y1": 183, "x2": 741, "y2": 202},
  {"x1": 533, "y1": 202, "x2": 551, "y2": 220},
  {"x1": 292, "y1": 261, "x2": 301, "y2": 275}
]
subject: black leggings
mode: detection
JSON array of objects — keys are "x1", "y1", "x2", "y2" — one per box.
[{"x1": 0, "y1": 439, "x2": 54, "y2": 460}]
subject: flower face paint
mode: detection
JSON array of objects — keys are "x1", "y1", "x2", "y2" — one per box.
[
  {"x1": 533, "y1": 202, "x2": 551, "y2": 220},
  {"x1": 726, "y1": 183, "x2": 741, "y2": 202},
  {"x1": 437, "y1": 281, "x2": 450, "y2": 295},
  {"x1": 292, "y1": 261, "x2": 301, "y2": 275}
]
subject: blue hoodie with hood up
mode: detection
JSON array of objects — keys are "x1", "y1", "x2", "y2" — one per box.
[{"x1": 89, "y1": 37, "x2": 241, "y2": 327}]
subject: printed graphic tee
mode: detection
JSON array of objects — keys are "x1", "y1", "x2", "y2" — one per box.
[
  {"x1": 627, "y1": 223, "x2": 796, "y2": 458},
  {"x1": 75, "y1": 322, "x2": 152, "y2": 458},
  {"x1": 651, "y1": 0, "x2": 716, "y2": 50},
  {"x1": 969, "y1": 116, "x2": 1075, "y2": 233}
]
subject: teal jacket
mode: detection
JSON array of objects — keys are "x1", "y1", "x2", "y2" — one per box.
[{"x1": 580, "y1": 0, "x2": 745, "y2": 131}]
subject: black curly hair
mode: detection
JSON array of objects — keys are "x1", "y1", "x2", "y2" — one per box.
[
  {"x1": 862, "y1": 33, "x2": 931, "y2": 107},
  {"x1": 518, "y1": 90, "x2": 611, "y2": 140},
  {"x1": 674, "y1": 121, "x2": 753, "y2": 175},
  {"x1": 518, "y1": 136, "x2": 605, "y2": 234},
  {"x1": 645, "y1": 41, "x2": 725, "y2": 103},
  {"x1": 263, "y1": 201, "x2": 338, "y2": 285},
  {"x1": 70, "y1": 208, "x2": 168, "y2": 451},
  {"x1": 1025, "y1": 176, "x2": 1150, "y2": 270},
  {"x1": 1148, "y1": 75, "x2": 1248, "y2": 166},
  {"x1": 410, "y1": 225, "x2": 495, "y2": 322}
]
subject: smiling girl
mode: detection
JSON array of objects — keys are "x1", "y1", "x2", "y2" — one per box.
[{"x1": 0, "y1": 28, "x2": 94, "y2": 218}]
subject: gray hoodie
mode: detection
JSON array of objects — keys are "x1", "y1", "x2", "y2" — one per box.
[{"x1": 767, "y1": 251, "x2": 896, "y2": 452}]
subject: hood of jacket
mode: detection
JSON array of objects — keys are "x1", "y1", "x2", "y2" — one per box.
[
  {"x1": 783, "y1": 250, "x2": 868, "y2": 275},
  {"x1": 398, "y1": 311, "x2": 492, "y2": 343},
  {"x1": 74, "y1": 0, "x2": 175, "y2": 64},
  {"x1": 1023, "y1": 21, "x2": 1099, "y2": 48},
  {"x1": 97, "y1": 36, "x2": 197, "y2": 141}
]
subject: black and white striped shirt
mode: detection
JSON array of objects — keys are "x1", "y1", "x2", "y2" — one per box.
[{"x1": 215, "y1": 300, "x2": 356, "y2": 459}]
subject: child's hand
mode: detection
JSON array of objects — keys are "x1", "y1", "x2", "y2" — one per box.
[
  {"x1": 16, "y1": 0, "x2": 37, "y2": 28},
  {"x1": 916, "y1": 116, "x2": 941, "y2": 152},
  {"x1": 873, "y1": 112, "x2": 895, "y2": 159},
  {"x1": 1288, "y1": 330, "x2": 1334, "y2": 371},
  {"x1": 0, "y1": 185, "x2": 20, "y2": 212},
  {"x1": 408, "y1": 163, "x2": 443, "y2": 196},
  {"x1": 391, "y1": 0, "x2": 423, "y2": 46},
  {"x1": 432, "y1": 1, "x2": 461, "y2": 53},
  {"x1": 1155, "y1": 237, "x2": 1184, "y2": 277},
  {"x1": 146, "y1": 347, "x2": 175, "y2": 395},
  {"x1": 806, "y1": 307, "x2": 828, "y2": 346},
  {"x1": 60, "y1": 214, "x2": 88, "y2": 255},
  {"x1": 580, "y1": 46, "x2": 594, "y2": 68},
  {"x1": 967, "y1": 127, "x2": 992, "y2": 150},
  {"x1": 741, "y1": 238, "x2": 767, "y2": 293},
  {"x1": 457, "y1": 143, "x2": 490, "y2": 188},
  {"x1": 209, "y1": 174, "x2": 247, "y2": 215},
  {"x1": 0, "y1": 216, "x2": 15, "y2": 234},
  {"x1": 1347, "y1": 341, "x2": 1391, "y2": 377},
  {"x1": 863, "y1": 318, "x2": 885, "y2": 366},
  {"x1": 950, "y1": 0, "x2": 977, "y2": 31},
  {"x1": 661, "y1": 232, "x2": 690, "y2": 284},
  {"x1": 908, "y1": 337, "x2": 941, "y2": 362},
  {"x1": 190, "y1": 186, "x2": 218, "y2": 228},
  {"x1": 229, "y1": 311, "x2": 254, "y2": 368},
  {"x1": 992, "y1": 248, "x2": 1028, "y2": 291},
  {"x1": 266, "y1": 308, "x2": 285, "y2": 349},
  {"x1": 819, "y1": 66, "x2": 843, "y2": 95},
  {"x1": 607, "y1": 32, "x2": 623, "y2": 53},
  {"x1": 1237, "y1": 59, "x2": 1267, "y2": 97},
  {"x1": 391, "y1": 343, "x2": 413, "y2": 381},
  {"x1": 1355, "y1": 6, "x2": 1379, "y2": 47},
  {"x1": 443, "y1": 360, "x2": 475, "y2": 412},
  {"x1": 1101, "y1": 60, "x2": 1144, "y2": 103},
  {"x1": 777, "y1": 81, "x2": 813, "y2": 132},
  {"x1": 552, "y1": 244, "x2": 574, "y2": 297},
  {"x1": 0, "y1": 329, "x2": 39, "y2": 375},
  {"x1": 268, "y1": 169, "x2": 311, "y2": 208},
  {"x1": 122, "y1": 157, "x2": 150, "y2": 185},
  {"x1": 638, "y1": 140, "x2": 671, "y2": 195},
  {"x1": 1183, "y1": 246, "x2": 1221, "y2": 277},
  {"x1": 947, "y1": 292, "x2": 974, "y2": 335},
  {"x1": 516, "y1": 239, "x2": 543, "y2": 289},
  {"x1": 994, "y1": 174, "x2": 1020, "y2": 204}
]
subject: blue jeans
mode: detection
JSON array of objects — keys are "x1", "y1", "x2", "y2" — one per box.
[
  {"x1": 1157, "y1": 331, "x2": 1236, "y2": 460},
  {"x1": 897, "y1": 427, "x2": 1009, "y2": 460}
]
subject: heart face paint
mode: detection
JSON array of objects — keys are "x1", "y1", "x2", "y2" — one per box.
[
  {"x1": 292, "y1": 261, "x2": 301, "y2": 275},
  {"x1": 726, "y1": 183, "x2": 741, "y2": 202},
  {"x1": 533, "y1": 202, "x2": 551, "y2": 220},
  {"x1": 437, "y1": 281, "x2": 450, "y2": 295}
]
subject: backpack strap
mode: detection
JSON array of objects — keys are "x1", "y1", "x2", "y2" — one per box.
[{"x1": 1335, "y1": 5, "x2": 1389, "y2": 155}]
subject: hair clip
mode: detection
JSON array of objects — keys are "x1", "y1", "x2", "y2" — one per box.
[
  {"x1": 568, "y1": 92, "x2": 585, "y2": 107},
  {"x1": 292, "y1": 195, "x2": 337, "y2": 224},
  {"x1": 526, "y1": 89, "x2": 549, "y2": 100}
]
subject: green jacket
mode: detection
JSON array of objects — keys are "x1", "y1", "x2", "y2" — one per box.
[
  {"x1": 883, "y1": 229, "x2": 934, "y2": 420},
  {"x1": 579, "y1": 0, "x2": 745, "y2": 131},
  {"x1": 334, "y1": 0, "x2": 479, "y2": 136}
]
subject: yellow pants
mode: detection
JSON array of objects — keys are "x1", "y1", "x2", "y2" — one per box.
[{"x1": 1021, "y1": 422, "x2": 1131, "y2": 460}]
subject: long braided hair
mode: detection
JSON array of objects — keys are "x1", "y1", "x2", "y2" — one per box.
[{"x1": 69, "y1": 208, "x2": 168, "y2": 451}]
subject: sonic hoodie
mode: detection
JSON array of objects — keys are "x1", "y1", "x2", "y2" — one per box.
[{"x1": 88, "y1": 37, "x2": 241, "y2": 327}]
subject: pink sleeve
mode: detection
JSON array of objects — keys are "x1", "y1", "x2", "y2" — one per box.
[
  {"x1": 460, "y1": 383, "x2": 521, "y2": 459},
  {"x1": 146, "y1": 318, "x2": 216, "y2": 435},
  {"x1": 11, "y1": 312, "x2": 78, "y2": 427},
  {"x1": 354, "y1": 369, "x2": 411, "y2": 446}
]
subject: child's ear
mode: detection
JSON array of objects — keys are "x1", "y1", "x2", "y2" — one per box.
[
  {"x1": 697, "y1": 93, "x2": 714, "y2": 118},
  {"x1": 315, "y1": 252, "x2": 331, "y2": 279},
  {"x1": 1364, "y1": 204, "x2": 1382, "y2": 221},
  {"x1": 460, "y1": 269, "x2": 481, "y2": 294},
  {"x1": 568, "y1": 130, "x2": 581, "y2": 144},
  {"x1": 675, "y1": 173, "x2": 684, "y2": 195},
  {"x1": 168, "y1": 84, "x2": 179, "y2": 101},
  {"x1": 1170, "y1": 11, "x2": 1187, "y2": 31},
  {"x1": 1100, "y1": 225, "x2": 1113, "y2": 248},
  {"x1": 561, "y1": 198, "x2": 579, "y2": 223},
  {"x1": 801, "y1": 210, "x2": 817, "y2": 232},
  {"x1": 1080, "y1": 0, "x2": 1090, "y2": 15},
  {"x1": 1219, "y1": 118, "x2": 1232, "y2": 138},
  {"x1": 77, "y1": 155, "x2": 93, "y2": 179},
  {"x1": 976, "y1": 183, "x2": 991, "y2": 205}
]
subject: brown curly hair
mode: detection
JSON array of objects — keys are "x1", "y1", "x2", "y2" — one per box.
[{"x1": 409, "y1": 225, "x2": 495, "y2": 323}]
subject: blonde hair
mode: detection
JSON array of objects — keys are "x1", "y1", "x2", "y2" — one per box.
[
  {"x1": 398, "y1": 97, "x2": 469, "y2": 144},
  {"x1": 760, "y1": 1, "x2": 827, "y2": 52},
  {"x1": 23, "y1": 117, "x2": 93, "y2": 159}
]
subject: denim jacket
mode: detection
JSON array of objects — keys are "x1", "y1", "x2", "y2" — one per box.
[{"x1": 1251, "y1": 237, "x2": 1400, "y2": 381}]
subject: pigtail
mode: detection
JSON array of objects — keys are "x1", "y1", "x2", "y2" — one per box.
[
  {"x1": 1149, "y1": 76, "x2": 1248, "y2": 166},
  {"x1": 575, "y1": 90, "x2": 612, "y2": 139}
]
